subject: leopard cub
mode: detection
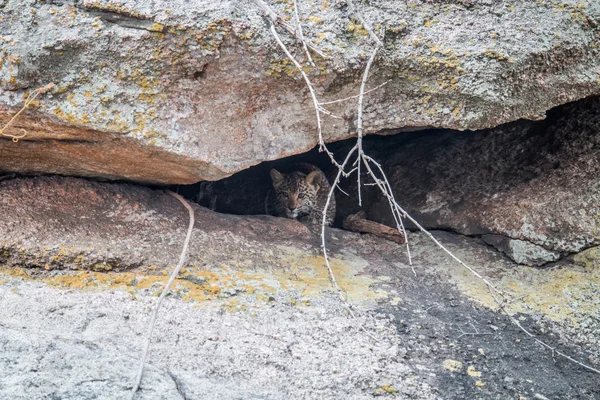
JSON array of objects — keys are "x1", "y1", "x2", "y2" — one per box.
[{"x1": 265, "y1": 163, "x2": 335, "y2": 226}]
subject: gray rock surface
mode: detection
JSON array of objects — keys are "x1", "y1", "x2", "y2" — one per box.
[
  {"x1": 1, "y1": 0, "x2": 599, "y2": 183},
  {"x1": 0, "y1": 176, "x2": 598, "y2": 399},
  {"x1": 181, "y1": 97, "x2": 600, "y2": 265},
  {"x1": 0, "y1": 279, "x2": 429, "y2": 400},
  {"x1": 337, "y1": 97, "x2": 600, "y2": 260},
  {"x1": 481, "y1": 234, "x2": 562, "y2": 266}
]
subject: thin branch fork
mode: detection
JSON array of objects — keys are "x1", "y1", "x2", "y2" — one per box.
[
  {"x1": 343, "y1": 8, "x2": 413, "y2": 270},
  {"x1": 252, "y1": 0, "x2": 327, "y2": 59},
  {"x1": 131, "y1": 191, "x2": 196, "y2": 398},
  {"x1": 321, "y1": 144, "x2": 358, "y2": 293},
  {"x1": 1, "y1": 82, "x2": 54, "y2": 142},
  {"x1": 261, "y1": 0, "x2": 600, "y2": 376}
]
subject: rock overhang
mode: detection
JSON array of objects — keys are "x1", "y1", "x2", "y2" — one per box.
[{"x1": 0, "y1": 0, "x2": 599, "y2": 183}]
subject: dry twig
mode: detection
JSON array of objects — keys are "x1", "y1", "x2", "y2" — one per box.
[
  {"x1": 320, "y1": 80, "x2": 390, "y2": 105},
  {"x1": 456, "y1": 323, "x2": 493, "y2": 340},
  {"x1": 292, "y1": 0, "x2": 314, "y2": 67},
  {"x1": 258, "y1": 0, "x2": 600, "y2": 375},
  {"x1": 343, "y1": 211, "x2": 405, "y2": 245},
  {"x1": 0, "y1": 83, "x2": 54, "y2": 142},
  {"x1": 131, "y1": 191, "x2": 196, "y2": 398},
  {"x1": 252, "y1": 0, "x2": 326, "y2": 59}
]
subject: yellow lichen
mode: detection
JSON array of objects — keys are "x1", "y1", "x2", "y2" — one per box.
[
  {"x1": 347, "y1": 22, "x2": 368, "y2": 36},
  {"x1": 0, "y1": 246, "x2": 387, "y2": 308},
  {"x1": 483, "y1": 49, "x2": 511, "y2": 61},
  {"x1": 443, "y1": 359, "x2": 463, "y2": 372},
  {"x1": 373, "y1": 384, "x2": 397, "y2": 395},
  {"x1": 149, "y1": 23, "x2": 165, "y2": 33}
]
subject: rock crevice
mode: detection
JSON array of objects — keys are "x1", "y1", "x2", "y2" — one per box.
[
  {"x1": 1, "y1": 0, "x2": 599, "y2": 183},
  {"x1": 186, "y1": 97, "x2": 600, "y2": 266}
]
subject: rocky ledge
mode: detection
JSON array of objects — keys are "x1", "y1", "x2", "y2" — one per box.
[
  {"x1": 1, "y1": 0, "x2": 599, "y2": 183},
  {"x1": 0, "y1": 176, "x2": 598, "y2": 398}
]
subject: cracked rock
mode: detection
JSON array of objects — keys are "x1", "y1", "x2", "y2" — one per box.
[{"x1": 481, "y1": 234, "x2": 562, "y2": 267}]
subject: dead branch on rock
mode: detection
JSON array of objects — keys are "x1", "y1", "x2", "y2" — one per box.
[
  {"x1": 292, "y1": 0, "x2": 314, "y2": 67},
  {"x1": 258, "y1": 0, "x2": 600, "y2": 375},
  {"x1": 131, "y1": 191, "x2": 195, "y2": 398},
  {"x1": 456, "y1": 323, "x2": 493, "y2": 340},
  {"x1": 0, "y1": 83, "x2": 54, "y2": 142},
  {"x1": 252, "y1": 0, "x2": 326, "y2": 59},
  {"x1": 507, "y1": 314, "x2": 600, "y2": 374},
  {"x1": 343, "y1": 211, "x2": 405, "y2": 245}
]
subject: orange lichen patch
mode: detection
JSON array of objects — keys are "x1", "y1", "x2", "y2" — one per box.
[
  {"x1": 0, "y1": 248, "x2": 387, "y2": 307},
  {"x1": 276, "y1": 252, "x2": 385, "y2": 302},
  {"x1": 84, "y1": 1, "x2": 149, "y2": 19}
]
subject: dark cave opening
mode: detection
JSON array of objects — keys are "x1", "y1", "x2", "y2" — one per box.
[{"x1": 175, "y1": 95, "x2": 592, "y2": 227}]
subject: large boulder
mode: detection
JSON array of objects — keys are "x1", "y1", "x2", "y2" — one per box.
[
  {"x1": 1, "y1": 0, "x2": 599, "y2": 183},
  {"x1": 0, "y1": 175, "x2": 598, "y2": 398},
  {"x1": 349, "y1": 97, "x2": 600, "y2": 265},
  {"x1": 184, "y1": 97, "x2": 600, "y2": 266}
]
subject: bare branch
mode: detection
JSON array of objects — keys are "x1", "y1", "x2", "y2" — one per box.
[
  {"x1": 456, "y1": 326, "x2": 493, "y2": 340},
  {"x1": 505, "y1": 312, "x2": 600, "y2": 375},
  {"x1": 343, "y1": 212, "x2": 406, "y2": 244},
  {"x1": 320, "y1": 80, "x2": 390, "y2": 105},
  {"x1": 1, "y1": 83, "x2": 54, "y2": 142},
  {"x1": 292, "y1": 0, "x2": 315, "y2": 67},
  {"x1": 259, "y1": 0, "x2": 600, "y2": 376},
  {"x1": 360, "y1": 156, "x2": 600, "y2": 374},
  {"x1": 321, "y1": 144, "x2": 358, "y2": 293},
  {"x1": 361, "y1": 155, "x2": 413, "y2": 273},
  {"x1": 252, "y1": 0, "x2": 327, "y2": 59},
  {"x1": 356, "y1": 47, "x2": 379, "y2": 207},
  {"x1": 131, "y1": 191, "x2": 195, "y2": 398}
]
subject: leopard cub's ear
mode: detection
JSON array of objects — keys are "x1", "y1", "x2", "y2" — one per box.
[
  {"x1": 270, "y1": 169, "x2": 285, "y2": 188},
  {"x1": 305, "y1": 171, "x2": 322, "y2": 190}
]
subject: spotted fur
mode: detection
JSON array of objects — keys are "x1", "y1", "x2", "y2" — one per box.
[{"x1": 265, "y1": 163, "x2": 335, "y2": 226}]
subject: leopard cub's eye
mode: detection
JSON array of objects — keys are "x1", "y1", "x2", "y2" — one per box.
[
  {"x1": 281, "y1": 192, "x2": 289, "y2": 198},
  {"x1": 298, "y1": 193, "x2": 305, "y2": 199}
]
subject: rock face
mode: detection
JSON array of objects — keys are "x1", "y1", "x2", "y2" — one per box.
[
  {"x1": 0, "y1": 176, "x2": 598, "y2": 399},
  {"x1": 186, "y1": 97, "x2": 600, "y2": 266},
  {"x1": 481, "y1": 235, "x2": 562, "y2": 266},
  {"x1": 348, "y1": 97, "x2": 600, "y2": 265},
  {"x1": 1, "y1": 0, "x2": 599, "y2": 183}
]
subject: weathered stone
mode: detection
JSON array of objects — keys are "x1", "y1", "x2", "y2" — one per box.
[
  {"x1": 1, "y1": 0, "x2": 599, "y2": 183},
  {"x1": 183, "y1": 97, "x2": 600, "y2": 264},
  {"x1": 0, "y1": 176, "x2": 598, "y2": 398},
  {"x1": 572, "y1": 245, "x2": 600, "y2": 270},
  {"x1": 341, "y1": 97, "x2": 600, "y2": 257},
  {"x1": 481, "y1": 234, "x2": 562, "y2": 266}
]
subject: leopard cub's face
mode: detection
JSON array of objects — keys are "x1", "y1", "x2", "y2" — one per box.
[{"x1": 270, "y1": 169, "x2": 322, "y2": 219}]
